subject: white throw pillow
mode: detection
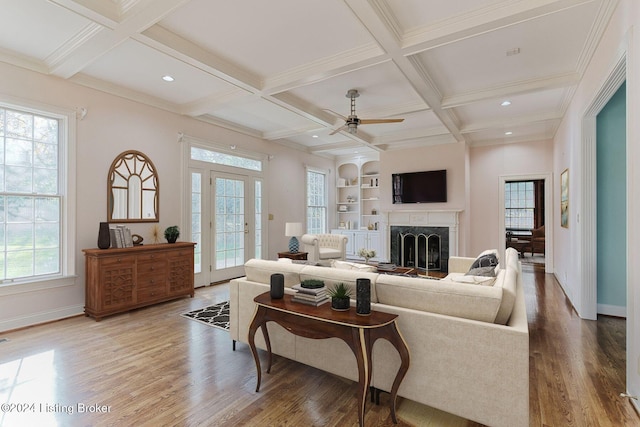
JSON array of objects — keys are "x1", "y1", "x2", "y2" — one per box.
[{"x1": 331, "y1": 260, "x2": 377, "y2": 272}]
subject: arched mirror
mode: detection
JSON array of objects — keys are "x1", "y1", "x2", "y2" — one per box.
[{"x1": 107, "y1": 150, "x2": 159, "y2": 223}]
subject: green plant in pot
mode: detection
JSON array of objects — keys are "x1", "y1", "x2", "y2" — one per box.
[
  {"x1": 164, "y1": 225, "x2": 180, "y2": 243},
  {"x1": 328, "y1": 283, "x2": 351, "y2": 311}
]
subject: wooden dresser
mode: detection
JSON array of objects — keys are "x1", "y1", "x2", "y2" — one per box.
[{"x1": 83, "y1": 242, "x2": 196, "y2": 321}]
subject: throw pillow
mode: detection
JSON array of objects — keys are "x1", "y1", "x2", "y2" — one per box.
[
  {"x1": 466, "y1": 266, "x2": 496, "y2": 277},
  {"x1": 470, "y1": 253, "x2": 499, "y2": 269}
]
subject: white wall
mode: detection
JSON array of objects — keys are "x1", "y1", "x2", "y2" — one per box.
[
  {"x1": 553, "y1": 0, "x2": 639, "y2": 406},
  {"x1": 468, "y1": 139, "x2": 554, "y2": 256},
  {"x1": 0, "y1": 61, "x2": 332, "y2": 331}
]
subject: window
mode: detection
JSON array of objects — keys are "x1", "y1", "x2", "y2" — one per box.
[
  {"x1": 191, "y1": 146, "x2": 261, "y2": 171},
  {"x1": 191, "y1": 172, "x2": 202, "y2": 274},
  {"x1": 505, "y1": 181, "x2": 534, "y2": 230},
  {"x1": 306, "y1": 169, "x2": 327, "y2": 234},
  {"x1": 255, "y1": 180, "x2": 263, "y2": 259},
  {"x1": 0, "y1": 105, "x2": 71, "y2": 285}
]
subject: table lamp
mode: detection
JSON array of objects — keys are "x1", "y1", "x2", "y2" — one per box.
[{"x1": 285, "y1": 222, "x2": 303, "y2": 253}]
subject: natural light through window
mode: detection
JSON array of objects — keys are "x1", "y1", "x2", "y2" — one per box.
[
  {"x1": 191, "y1": 147, "x2": 261, "y2": 171},
  {"x1": 505, "y1": 181, "x2": 534, "y2": 229},
  {"x1": 191, "y1": 173, "x2": 202, "y2": 274},
  {"x1": 306, "y1": 169, "x2": 327, "y2": 234},
  {"x1": 0, "y1": 107, "x2": 61, "y2": 283}
]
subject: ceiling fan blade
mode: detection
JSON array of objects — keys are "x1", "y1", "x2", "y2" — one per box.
[
  {"x1": 323, "y1": 109, "x2": 347, "y2": 121},
  {"x1": 359, "y1": 118, "x2": 405, "y2": 125},
  {"x1": 329, "y1": 125, "x2": 347, "y2": 135}
]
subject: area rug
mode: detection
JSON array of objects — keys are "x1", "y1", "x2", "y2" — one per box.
[{"x1": 181, "y1": 301, "x2": 229, "y2": 331}]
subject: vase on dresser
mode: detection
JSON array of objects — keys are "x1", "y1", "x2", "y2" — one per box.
[{"x1": 97, "y1": 222, "x2": 111, "y2": 249}]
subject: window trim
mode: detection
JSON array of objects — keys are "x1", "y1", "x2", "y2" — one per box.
[{"x1": 0, "y1": 96, "x2": 77, "y2": 295}]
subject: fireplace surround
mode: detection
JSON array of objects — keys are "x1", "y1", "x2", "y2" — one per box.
[{"x1": 384, "y1": 210, "x2": 460, "y2": 273}]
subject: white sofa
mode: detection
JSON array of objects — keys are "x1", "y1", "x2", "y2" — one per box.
[
  {"x1": 229, "y1": 248, "x2": 528, "y2": 427},
  {"x1": 300, "y1": 233, "x2": 348, "y2": 262}
]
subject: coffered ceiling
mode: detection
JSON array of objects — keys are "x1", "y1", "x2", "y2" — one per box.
[{"x1": 0, "y1": 0, "x2": 618, "y2": 157}]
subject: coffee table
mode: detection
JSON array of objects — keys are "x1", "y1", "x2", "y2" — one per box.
[{"x1": 248, "y1": 292, "x2": 410, "y2": 426}]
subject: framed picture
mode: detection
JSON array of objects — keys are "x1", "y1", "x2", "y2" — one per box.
[{"x1": 561, "y1": 168, "x2": 569, "y2": 228}]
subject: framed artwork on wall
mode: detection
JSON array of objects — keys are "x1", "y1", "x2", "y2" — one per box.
[{"x1": 561, "y1": 168, "x2": 569, "y2": 228}]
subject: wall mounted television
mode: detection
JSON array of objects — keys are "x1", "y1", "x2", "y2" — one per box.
[{"x1": 392, "y1": 169, "x2": 447, "y2": 204}]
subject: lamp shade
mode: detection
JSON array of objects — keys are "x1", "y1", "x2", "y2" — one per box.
[{"x1": 285, "y1": 222, "x2": 303, "y2": 237}]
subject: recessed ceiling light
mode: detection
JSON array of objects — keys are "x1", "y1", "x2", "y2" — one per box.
[
  {"x1": 505, "y1": 131, "x2": 513, "y2": 136},
  {"x1": 312, "y1": 135, "x2": 318, "y2": 138},
  {"x1": 162, "y1": 75, "x2": 174, "y2": 82},
  {"x1": 501, "y1": 100, "x2": 511, "y2": 107}
]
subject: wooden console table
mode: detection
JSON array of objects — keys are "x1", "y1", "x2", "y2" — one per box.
[{"x1": 248, "y1": 292, "x2": 410, "y2": 426}]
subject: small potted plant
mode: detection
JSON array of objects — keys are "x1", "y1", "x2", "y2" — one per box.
[
  {"x1": 328, "y1": 283, "x2": 351, "y2": 311},
  {"x1": 164, "y1": 225, "x2": 180, "y2": 243}
]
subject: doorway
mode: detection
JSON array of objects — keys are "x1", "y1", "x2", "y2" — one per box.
[
  {"x1": 499, "y1": 173, "x2": 553, "y2": 273},
  {"x1": 185, "y1": 139, "x2": 266, "y2": 286}
]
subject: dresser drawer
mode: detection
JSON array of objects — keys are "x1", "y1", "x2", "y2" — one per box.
[
  {"x1": 137, "y1": 284, "x2": 167, "y2": 301},
  {"x1": 137, "y1": 260, "x2": 167, "y2": 276},
  {"x1": 137, "y1": 252, "x2": 167, "y2": 262},
  {"x1": 137, "y1": 271, "x2": 166, "y2": 289}
]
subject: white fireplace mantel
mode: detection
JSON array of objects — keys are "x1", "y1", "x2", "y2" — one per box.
[{"x1": 383, "y1": 210, "x2": 462, "y2": 257}]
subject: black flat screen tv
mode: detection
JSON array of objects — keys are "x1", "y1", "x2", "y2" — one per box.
[{"x1": 392, "y1": 169, "x2": 447, "y2": 204}]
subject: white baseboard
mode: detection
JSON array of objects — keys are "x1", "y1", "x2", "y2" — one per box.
[
  {"x1": 597, "y1": 303, "x2": 627, "y2": 318},
  {"x1": 0, "y1": 305, "x2": 84, "y2": 333}
]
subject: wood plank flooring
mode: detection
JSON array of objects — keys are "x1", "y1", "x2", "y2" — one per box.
[{"x1": 0, "y1": 265, "x2": 638, "y2": 426}]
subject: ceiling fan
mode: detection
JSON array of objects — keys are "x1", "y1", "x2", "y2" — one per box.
[{"x1": 326, "y1": 89, "x2": 404, "y2": 135}]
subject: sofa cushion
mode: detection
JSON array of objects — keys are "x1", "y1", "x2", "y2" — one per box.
[
  {"x1": 450, "y1": 273, "x2": 496, "y2": 286},
  {"x1": 376, "y1": 274, "x2": 502, "y2": 323},
  {"x1": 319, "y1": 247, "x2": 342, "y2": 259},
  {"x1": 244, "y1": 258, "x2": 305, "y2": 288}
]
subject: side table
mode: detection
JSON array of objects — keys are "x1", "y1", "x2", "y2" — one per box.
[{"x1": 277, "y1": 251, "x2": 308, "y2": 260}]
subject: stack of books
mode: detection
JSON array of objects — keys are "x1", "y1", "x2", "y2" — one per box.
[
  {"x1": 291, "y1": 284, "x2": 329, "y2": 306},
  {"x1": 109, "y1": 225, "x2": 134, "y2": 248}
]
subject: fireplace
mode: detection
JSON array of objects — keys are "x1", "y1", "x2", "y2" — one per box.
[
  {"x1": 384, "y1": 210, "x2": 460, "y2": 274},
  {"x1": 390, "y1": 226, "x2": 449, "y2": 272}
]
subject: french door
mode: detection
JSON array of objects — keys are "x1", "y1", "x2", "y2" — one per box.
[{"x1": 210, "y1": 172, "x2": 254, "y2": 281}]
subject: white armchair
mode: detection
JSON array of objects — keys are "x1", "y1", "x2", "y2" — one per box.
[{"x1": 301, "y1": 233, "x2": 348, "y2": 262}]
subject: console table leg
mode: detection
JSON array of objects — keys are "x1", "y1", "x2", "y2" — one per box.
[{"x1": 248, "y1": 306, "x2": 267, "y2": 392}]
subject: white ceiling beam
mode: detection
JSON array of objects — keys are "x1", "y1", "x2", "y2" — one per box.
[
  {"x1": 139, "y1": 25, "x2": 262, "y2": 92},
  {"x1": 180, "y1": 89, "x2": 251, "y2": 117},
  {"x1": 48, "y1": 0, "x2": 191, "y2": 79},
  {"x1": 48, "y1": 0, "x2": 120, "y2": 27},
  {"x1": 345, "y1": 0, "x2": 466, "y2": 142}
]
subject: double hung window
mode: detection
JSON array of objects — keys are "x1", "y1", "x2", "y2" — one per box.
[{"x1": 0, "y1": 104, "x2": 70, "y2": 285}]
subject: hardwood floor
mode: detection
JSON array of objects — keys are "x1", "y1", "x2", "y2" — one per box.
[{"x1": 0, "y1": 266, "x2": 638, "y2": 426}]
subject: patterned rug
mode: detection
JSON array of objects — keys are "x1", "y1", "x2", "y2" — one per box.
[{"x1": 181, "y1": 301, "x2": 229, "y2": 331}]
